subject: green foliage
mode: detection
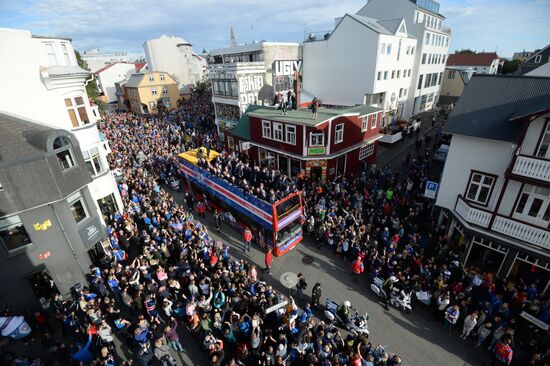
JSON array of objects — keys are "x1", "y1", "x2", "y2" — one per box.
[
  {"x1": 500, "y1": 59, "x2": 522, "y2": 75},
  {"x1": 456, "y1": 49, "x2": 476, "y2": 54},
  {"x1": 75, "y1": 50, "x2": 101, "y2": 111},
  {"x1": 194, "y1": 80, "x2": 208, "y2": 95}
]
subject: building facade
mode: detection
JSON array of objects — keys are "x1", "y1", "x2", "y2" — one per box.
[
  {"x1": 436, "y1": 75, "x2": 550, "y2": 293},
  {"x1": 229, "y1": 105, "x2": 383, "y2": 182},
  {"x1": 0, "y1": 27, "x2": 123, "y2": 224},
  {"x1": 207, "y1": 41, "x2": 302, "y2": 135},
  {"x1": 438, "y1": 67, "x2": 473, "y2": 107},
  {"x1": 81, "y1": 48, "x2": 142, "y2": 72},
  {"x1": 446, "y1": 52, "x2": 501, "y2": 75},
  {"x1": 303, "y1": 14, "x2": 417, "y2": 123},
  {"x1": 144, "y1": 35, "x2": 207, "y2": 88},
  {"x1": 520, "y1": 44, "x2": 550, "y2": 75},
  {"x1": 358, "y1": 0, "x2": 451, "y2": 116},
  {"x1": 125, "y1": 71, "x2": 180, "y2": 114},
  {"x1": 0, "y1": 113, "x2": 106, "y2": 312},
  {"x1": 95, "y1": 62, "x2": 139, "y2": 103},
  {"x1": 513, "y1": 50, "x2": 537, "y2": 62}
]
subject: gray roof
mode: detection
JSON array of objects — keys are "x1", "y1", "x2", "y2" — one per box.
[
  {"x1": 0, "y1": 113, "x2": 54, "y2": 164},
  {"x1": 444, "y1": 75, "x2": 550, "y2": 143},
  {"x1": 346, "y1": 14, "x2": 392, "y2": 35},
  {"x1": 125, "y1": 73, "x2": 145, "y2": 88},
  {"x1": 377, "y1": 18, "x2": 405, "y2": 34}
]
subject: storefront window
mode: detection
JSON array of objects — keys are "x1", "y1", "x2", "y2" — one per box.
[{"x1": 0, "y1": 215, "x2": 32, "y2": 252}]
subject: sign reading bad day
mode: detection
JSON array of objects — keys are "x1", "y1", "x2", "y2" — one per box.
[
  {"x1": 238, "y1": 74, "x2": 264, "y2": 111},
  {"x1": 273, "y1": 60, "x2": 302, "y2": 94}
]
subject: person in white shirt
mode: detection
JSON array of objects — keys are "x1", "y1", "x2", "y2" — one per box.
[{"x1": 461, "y1": 312, "x2": 478, "y2": 339}]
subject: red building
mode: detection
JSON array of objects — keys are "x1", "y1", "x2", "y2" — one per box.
[{"x1": 227, "y1": 105, "x2": 383, "y2": 181}]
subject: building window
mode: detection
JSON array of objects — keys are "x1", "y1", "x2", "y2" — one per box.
[
  {"x1": 310, "y1": 132, "x2": 324, "y2": 147},
  {"x1": 465, "y1": 172, "x2": 495, "y2": 205},
  {"x1": 383, "y1": 71, "x2": 388, "y2": 80},
  {"x1": 417, "y1": 75, "x2": 423, "y2": 90},
  {"x1": 448, "y1": 70, "x2": 456, "y2": 79},
  {"x1": 335, "y1": 124, "x2": 344, "y2": 144},
  {"x1": 422, "y1": 53, "x2": 427, "y2": 64},
  {"x1": 514, "y1": 185, "x2": 550, "y2": 225},
  {"x1": 61, "y1": 43, "x2": 71, "y2": 64},
  {"x1": 273, "y1": 123, "x2": 283, "y2": 141},
  {"x1": 535, "y1": 55, "x2": 542, "y2": 63},
  {"x1": 399, "y1": 88, "x2": 403, "y2": 98},
  {"x1": 67, "y1": 192, "x2": 88, "y2": 224},
  {"x1": 361, "y1": 117, "x2": 368, "y2": 132},
  {"x1": 377, "y1": 72, "x2": 382, "y2": 81},
  {"x1": 411, "y1": 47, "x2": 415, "y2": 55},
  {"x1": 397, "y1": 70, "x2": 401, "y2": 78},
  {"x1": 425, "y1": 33, "x2": 430, "y2": 45},
  {"x1": 162, "y1": 86, "x2": 168, "y2": 95},
  {"x1": 0, "y1": 215, "x2": 32, "y2": 253},
  {"x1": 160, "y1": 74, "x2": 165, "y2": 81},
  {"x1": 151, "y1": 88, "x2": 157, "y2": 96},
  {"x1": 97, "y1": 194, "x2": 118, "y2": 222},
  {"x1": 359, "y1": 143, "x2": 375, "y2": 160},
  {"x1": 425, "y1": 74, "x2": 432, "y2": 88},
  {"x1": 285, "y1": 125, "x2": 296, "y2": 145},
  {"x1": 149, "y1": 74, "x2": 154, "y2": 82},
  {"x1": 536, "y1": 122, "x2": 550, "y2": 158},
  {"x1": 227, "y1": 136, "x2": 235, "y2": 150},
  {"x1": 391, "y1": 70, "x2": 395, "y2": 79},
  {"x1": 83, "y1": 147, "x2": 104, "y2": 177},
  {"x1": 262, "y1": 120, "x2": 272, "y2": 139},
  {"x1": 65, "y1": 96, "x2": 90, "y2": 127},
  {"x1": 53, "y1": 136, "x2": 76, "y2": 171},
  {"x1": 438, "y1": 72, "x2": 443, "y2": 85},
  {"x1": 371, "y1": 114, "x2": 377, "y2": 129},
  {"x1": 386, "y1": 44, "x2": 392, "y2": 55},
  {"x1": 44, "y1": 43, "x2": 58, "y2": 65}
]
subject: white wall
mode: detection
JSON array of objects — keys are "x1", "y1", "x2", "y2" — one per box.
[
  {"x1": 436, "y1": 134, "x2": 516, "y2": 211},
  {"x1": 97, "y1": 63, "x2": 136, "y2": 103},
  {"x1": 520, "y1": 113, "x2": 548, "y2": 155},
  {"x1": 302, "y1": 15, "x2": 416, "y2": 113}
]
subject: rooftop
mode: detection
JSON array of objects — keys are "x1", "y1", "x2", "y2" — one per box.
[
  {"x1": 446, "y1": 52, "x2": 500, "y2": 67},
  {"x1": 444, "y1": 75, "x2": 550, "y2": 143},
  {"x1": 245, "y1": 104, "x2": 381, "y2": 126}
]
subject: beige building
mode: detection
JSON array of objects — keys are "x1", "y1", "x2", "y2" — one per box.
[
  {"x1": 125, "y1": 71, "x2": 179, "y2": 114},
  {"x1": 438, "y1": 67, "x2": 473, "y2": 108}
]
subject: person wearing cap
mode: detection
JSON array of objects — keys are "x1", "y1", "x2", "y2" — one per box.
[{"x1": 382, "y1": 276, "x2": 398, "y2": 310}]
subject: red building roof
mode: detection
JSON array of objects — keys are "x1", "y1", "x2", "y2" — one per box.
[
  {"x1": 446, "y1": 52, "x2": 499, "y2": 67},
  {"x1": 134, "y1": 62, "x2": 146, "y2": 72}
]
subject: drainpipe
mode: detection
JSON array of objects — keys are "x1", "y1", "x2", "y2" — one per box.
[{"x1": 50, "y1": 204, "x2": 87, "y2": 279}]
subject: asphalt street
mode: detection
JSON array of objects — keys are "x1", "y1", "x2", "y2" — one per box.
[{"x1": 168, "y1": 188, "x2": 493, "y2": 366}]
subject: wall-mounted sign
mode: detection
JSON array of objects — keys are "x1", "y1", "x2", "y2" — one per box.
[
  {"x1": 238, "y1": 74, "x2": 264, "y2": 112},
  {"x1": 307, "y1": 147, "x2": 326, "y2": 156},
  {"x1": 240, "y1": 142, "x2": 251, "y2": 151},
  {"x1": 306, "y1": 160, "x2": 327, "y2": 167},
  {"x1": 78, "y1": 217, "x2": 104, "y2": 248},
  {"x1": 34, "y1": 219, "x2": 52, "y2": 231},
  {"x1": 272, "y1": 60, "x2": 303, "y2": 94}
]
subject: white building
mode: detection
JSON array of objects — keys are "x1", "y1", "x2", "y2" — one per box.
[
  {"x1": 446, "y1": 52, "x2": 501, "y2": 75},
  {"x1": 302, "y1": 14, "x2": 417, "y2": 122},
  {"x1": 436, "y1": 75, "x2": 550, "y2": 291},
  {"x1": 95, "y1": 62, "x2": 138, "y2": 103},
  {"x1": 207, "y1": 41, "x2": 302, "y2": 135},
  {"x1": 0, "y1": 28, "x2": 123, "y2": 225},
  {"x1": 358, "y1": 0, "x2": 451, "y2": 116},
  {"x1": 81, "y1": 48, "x2": 142, "y2": 72},
  {"x1": 143, "y1": 35, "x2": 207, "y2": 88}
]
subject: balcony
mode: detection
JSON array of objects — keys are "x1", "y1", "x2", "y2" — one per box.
[
  {"x1": 454, "y1": 195, "x2": 491, "y2": 228},
  {"x1": 511, "y1": 155, "x2": 550, "y2": 183},
  {"x1": 304, "y1": 30, "x2": 332, "y2": 42},
  {"x1": 492, "y1": 215, "x2": 550, "y2": 250}
]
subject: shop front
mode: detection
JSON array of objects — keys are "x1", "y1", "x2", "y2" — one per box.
[{"x1": 306, "y1": 160, "x2": 327, "y2": 182}]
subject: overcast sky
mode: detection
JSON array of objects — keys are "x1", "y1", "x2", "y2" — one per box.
[{"x1": 1, "y1": 0, "x2": 548, "y2": 57}]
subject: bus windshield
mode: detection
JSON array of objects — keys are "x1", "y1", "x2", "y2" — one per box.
[
  {"x1": 276, "y1": 219, "x2": 302, "y2": 246},
  {"x1": 275, "y1": 194, "x2": 301, "y2": 219}
]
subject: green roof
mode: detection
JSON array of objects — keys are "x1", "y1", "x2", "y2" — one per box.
[
  {"x1": 231, "y1": 105, "x2": 265, "y2": 140},
  {"x1": 246, "y1": 105, "x2": 381, "y2": 126}
]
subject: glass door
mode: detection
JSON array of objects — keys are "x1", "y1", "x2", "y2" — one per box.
[{"x1": 514, "y1": 185, "x2": 550, "y2": 227}]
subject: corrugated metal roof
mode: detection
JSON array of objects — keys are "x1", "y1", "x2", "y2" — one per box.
[{"x1": 444, "y1": 75, "x2": 550, "y2": 143}]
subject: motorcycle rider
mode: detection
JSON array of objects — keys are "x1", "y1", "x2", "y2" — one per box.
[
  {"x1": 382, "y1": 276, "x2": 398, "y2": 310},
  {"x1": 337, "y1": 301, "x2": 351, "y2": 325}
]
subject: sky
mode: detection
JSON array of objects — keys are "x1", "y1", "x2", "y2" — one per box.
[{"x1": 0, "y1": 0, "x2": 548, "y2": 58}]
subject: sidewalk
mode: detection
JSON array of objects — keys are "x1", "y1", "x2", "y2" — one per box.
[{"x1": 376, "y1": 110, "x2": 441, "y2": 168}]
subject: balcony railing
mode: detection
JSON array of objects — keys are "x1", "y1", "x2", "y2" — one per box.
[
  {"x1": 492, "y1": 215, "x2": 550, "y2": 250},
  {"x1": 304, "y1": 30, "x2": 332, "y2": 42},
  {"x1": 512, "y1": 155, "x2": 550, "y2": 182},
  {"x1": 454, "y1": 195, "x2": 491, "y2": 228}
]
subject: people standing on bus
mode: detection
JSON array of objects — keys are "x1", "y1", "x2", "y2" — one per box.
[
  {"x1": 243, "y1": 227, "x2": 253, "y2": 253},
  {"x1": 265, "y1": 249, "x2": 273, "y2": 273},
  {"x1": 213, "y1": 210, "x2": 222, "y2": 232},
  {"x1": 311, "y1": 283, "x2": 322, "y2": 309}
]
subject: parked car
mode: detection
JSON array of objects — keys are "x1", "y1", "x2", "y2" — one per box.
[{"x1": 433, "y1": 144, "x2": 449, "y2": 162}]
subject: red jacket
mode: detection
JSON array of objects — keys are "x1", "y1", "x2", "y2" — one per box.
[
  {"x1": 351, "y1": 259, "x2": 364, "y2": 274},
  {"x1": 265, "y1": 251, "x2": 273, "y2": 266},
  {"x1": 243, "y1": 229, "x2": 252, "y2": 242}
]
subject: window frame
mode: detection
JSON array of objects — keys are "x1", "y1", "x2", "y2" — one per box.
[
  {"x1": 0, "y1": 215, "x2": 33, "y2": 254},
  {"x1": 309, "y1": 132, "x2": 325, "y2": 147},
  {"x1": 227, "y1": 136, "x2": 235, "y2": 150},
  {"x1": 82, "y1": 147, "x2": 105, "y2": 177},
  {"x1": 335, "y1": 124, "x2": 344, "y2": 144},
  {"x1": 534, "y1": 55, "x2": 542, "y2": 63},
  {"x1": 464, "y1": 171, "x2": 497, "y2": 207},
  {"x1": 44, "y1": 42, "x2": 58, "y2": 65},
  {"x1": 361, "y1": 116, "x2": 368, "y2": 132},
  {"x1": 371, "y1": 114, "x2": 377, "y2": 129},
  {"x1": 67, "y1": 192, "x2": 89, "y2": 224},
  {"x1": 285, "y1": 125, "x2": 296, "y2": 145},
  {"x1": 261, "y1": 120, "x2": 272, "y2": 139},
  {"x1": 162, "y1": 86, "x2": 169, "y2": 95},
  {"x1": 64, "y1": 96, "x2": 90, "y2": 127},
  {"x1": 359, "y1": 143, "x2": 375, "y2": 160},
  {"x1": 151, "y1": 88, "x2": 158, "y2": 96},
  {"x1": 273, "y1": 122, "x2": 283, "y2": 141},
  {"x1": 53, "y1": 136, "x2": 77, "y2": 172},
  {"x1": 149, "y1": 74, "x2": 155, "y2": 82}
]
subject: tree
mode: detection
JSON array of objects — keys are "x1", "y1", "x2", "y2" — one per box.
[
  {"x1": 194, "y1": 80, "x2": 208, "y2": 96},
  {"x1": 456, "y1": 49, "x2": 476, "y2": 54},
  {"x1": 500, "y1": 59, "x2": 522, "y2": 75},
  {"x1": 75, "y1": 50, "x2": 99, "y2": 100}
]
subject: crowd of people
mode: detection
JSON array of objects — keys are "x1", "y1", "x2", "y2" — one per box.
[
  {"x1": 300, "y1": 122, "x2": 550, "y2": 366},
  {"x1": 5, "y1": 84, "x2": 549, "y2": 366}
]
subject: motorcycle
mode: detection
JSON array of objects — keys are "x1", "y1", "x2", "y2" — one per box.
[
  {"x1": 370, "y1": 277, "x2": 412, "y2": 313},
  {"x1": 324, "y1": 298, "x2": 369, "y2": 336}
]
